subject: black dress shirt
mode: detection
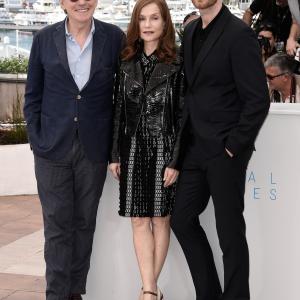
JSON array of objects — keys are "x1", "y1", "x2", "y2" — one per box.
[{"x1": 192, "y1": 5, "x2": 225, "y2": 63}]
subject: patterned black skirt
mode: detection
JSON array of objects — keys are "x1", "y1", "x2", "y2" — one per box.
[{"x1": 119, "y1": 114, "x2": 176, "y2": 217}]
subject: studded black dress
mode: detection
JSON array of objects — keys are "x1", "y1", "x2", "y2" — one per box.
[{"x1": 119, "y1": 52, "x2": 176, "y2": 217}]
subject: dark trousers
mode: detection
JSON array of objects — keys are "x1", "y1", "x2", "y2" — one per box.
[
  {"x1": 34, "y1": 136, "x2": 107, "y2": 300},
  {"x1": 171, "y1": 147, "x2": 252, "y2": 300}
]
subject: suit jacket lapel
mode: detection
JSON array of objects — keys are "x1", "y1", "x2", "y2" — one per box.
[
  {"x1": 184, "y1": 19, "x2": 198, "y2": 85},
  {"x1": 189, "y1": 6, "x2": 231, "y2": 87},
  {"x1": 53, "y1": 20, "x2": 77, "y2": 86},
  {"x1": 87, "y1": 19, "x2": 106, "y2": 85}
]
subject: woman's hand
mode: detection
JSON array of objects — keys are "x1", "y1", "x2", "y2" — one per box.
[
  {"x1": 109, "y1": 163, "x2": 121, "y2": 181},
  {"x1": 163, "y1": 167, "x2": 179, "y2": 187}
]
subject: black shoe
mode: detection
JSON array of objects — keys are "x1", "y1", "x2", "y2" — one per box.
[
  {"x1": 143, "y1": 290, "x2": 158, "y2": 299},
  {"x1": 69, "y1": 294, "x2": 82, "y2": 300}
]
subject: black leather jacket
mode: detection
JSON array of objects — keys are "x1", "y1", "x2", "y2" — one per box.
[{"x1": 110, "y1": 53, "x2": 185, "y2": 169}]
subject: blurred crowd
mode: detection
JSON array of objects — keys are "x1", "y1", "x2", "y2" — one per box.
[
  {"x1": 182, "y1": 0, "x2": 300, "y2": 103},
  {"x1": 243, "y1": 0, "x2": 300, "y2": 103}
]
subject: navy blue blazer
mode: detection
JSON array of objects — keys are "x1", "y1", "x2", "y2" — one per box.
[{"x1": 24, "y1": 19, "x2": 124, "y2": 163}]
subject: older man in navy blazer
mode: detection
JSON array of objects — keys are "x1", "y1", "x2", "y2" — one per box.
[{"x1": 24, "y1": 0, "x2": 123, "y2": 298}]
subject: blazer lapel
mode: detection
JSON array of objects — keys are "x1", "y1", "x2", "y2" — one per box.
[
  {"x1": 184, "y1": 19, "x2": 198, "y2": 86},
  {"x1": 87, "y1": 19, "x2": 106, "y2": 85},
  {"x1": 53, "y1": 20, "x2": 76, "y2": 86},
  {"x1": 189, "y1": 6, "x2": 232, "y2": 87}
]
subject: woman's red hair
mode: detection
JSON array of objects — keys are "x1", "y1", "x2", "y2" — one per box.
[{"x1": 122, "y1": 0, "x2": 176, "y2": 64}]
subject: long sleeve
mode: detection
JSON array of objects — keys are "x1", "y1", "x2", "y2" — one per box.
[
  {"x1": 110, "y1": 66, "x2": 125, "y2": 163},
  {"x1": 225, "y1": 26, "x2": 270, "y2": 155},
  {"x1": 168, "y1": 63, "x2": 185, "y2": 169},
  {"x1": 23, "y1": 33, "x2": 44, "y2": 145}
]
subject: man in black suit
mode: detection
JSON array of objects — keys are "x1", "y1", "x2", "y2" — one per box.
[
  {"x1": 23, "y1": 0, "x2": 123, "y2": 299},
  {"x1": 171, "y1": 1, "x2": 270, "y2": 300}
]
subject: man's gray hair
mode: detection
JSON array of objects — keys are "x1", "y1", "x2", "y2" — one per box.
[{"x1": 264, "y1": 53, "x2": 295, "y2": 74}]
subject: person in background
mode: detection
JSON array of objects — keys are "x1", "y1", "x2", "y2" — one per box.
[
  {"x1": 286, "y1": 0, "x2": 300, "y2": 55},
  {"x1": 257, "y1": 21, "x2": 278, "y2": 62},
  {"x1": 109, "y1": 0, "x2": 184, "y2": 299},
  {"x1": 23, "y1": 0, "x2": 124, "y2": 298},
  {"x1": 288, "y1": 0, "x2": 300, "y2": 24},
  {"x1": 243, "y1": 0, "x2": 292, "y2": 44},
  {"x1": 265, "y1": 53, "x2": 300, "y2": 102},
  {"x1": 178, "y1": 11, "x2": 200, "y2": 44},
  {"x1": 183, "y1": 11, "x2": 200, "y2": 28}
]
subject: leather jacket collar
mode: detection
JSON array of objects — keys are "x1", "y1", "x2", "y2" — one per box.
[{"x1": 121, "y1": 54, "x2": 182, "y2": 95}]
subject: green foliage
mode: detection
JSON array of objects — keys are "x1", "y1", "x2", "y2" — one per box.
[
  {"x1": 0, "y1": 126, "x2": 28, "y2": 145},
  {"x1": 0, "y1": 89, "x2": 28, "y2": 145},
  {"x1": 0, "y1": 56, "x2": 28, "y2": 74}
]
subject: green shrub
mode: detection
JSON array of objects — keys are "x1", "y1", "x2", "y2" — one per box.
[
  {"x1": 0, "y1": 88, "x2": 28, "y2": 145},
  {"x1": 0, "y1": 56, "x2": 28, "y2": 74},
  {"x1": 0, "y1": 126, "x2": 28, "y2": 145}
]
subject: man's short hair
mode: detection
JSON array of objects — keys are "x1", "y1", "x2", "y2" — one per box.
[
  {"x1": 257, "y1": 21, "x2": 278, "y2": 38},
  {"x1": 264, "y1": 53, "x2": 295, "y2": 73},
  {"x1": 183, "y1": 11, "x2": 198, "y2": 25}
]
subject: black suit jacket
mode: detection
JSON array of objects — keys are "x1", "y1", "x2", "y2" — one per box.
[
  {"x1": 183, "y1": 6, "x2": 270, "y2": 157},
  {"x1": 24, "y1": 19, "x2": 124, "y2": 162}
]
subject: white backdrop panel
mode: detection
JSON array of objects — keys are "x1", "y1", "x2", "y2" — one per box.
[{"x1": 85, "y1": 104, "x2": 300, "y2": 300}]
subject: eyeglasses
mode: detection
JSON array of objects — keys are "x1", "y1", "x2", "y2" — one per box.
[{"x1": 266, "y1": 72, "x2": 289, "y2": 80}]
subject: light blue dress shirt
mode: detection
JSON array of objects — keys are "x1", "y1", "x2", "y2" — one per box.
[{"x1": 65, "y1": 19, "x2": 95, "y2": 91}]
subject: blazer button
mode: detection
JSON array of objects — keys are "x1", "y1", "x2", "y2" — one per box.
[
  {"x1": 76, "y1": 95, "x2": 81, "y2": 100},
  {"x1": 74, "y1": 117, "x2": 78, "y2": 122}
]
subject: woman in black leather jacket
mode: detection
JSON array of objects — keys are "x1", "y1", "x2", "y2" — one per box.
[{"x1": 109, "y1": 0, "x2": 184, "y2": 298}]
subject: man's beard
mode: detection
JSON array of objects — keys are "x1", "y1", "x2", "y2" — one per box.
[{"x1": 192, "y1": 0, "x2": 218, "y2": 10}]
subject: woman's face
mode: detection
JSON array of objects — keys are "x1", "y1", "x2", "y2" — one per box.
[{"x1": 139, "y1": 3, "x2": 165, "y2": 45}]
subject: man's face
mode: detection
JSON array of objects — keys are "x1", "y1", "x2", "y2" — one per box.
[
  {"x1": 192, "y1": 0, "x2": 218, "y2": 10},
  {"x1": 258, "y1": 30, "x2": 276, "y2": 51},
  {"x1": 276, "y1": 0, "x2": 288, "y2": 8},
  {"x1": 265, "y1": 66, "x2": 289, "y2": 92},
  {"x1": 60, "y1": 0, "x2": 97, "y2": 26}
]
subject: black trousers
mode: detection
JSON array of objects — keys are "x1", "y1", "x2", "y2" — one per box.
[
  {"x1": 171, "y1": 148, "x2": 252, "y2": 300},
  {"x1": 34, "y1": 136, "x2": 107, "y2": 300}
]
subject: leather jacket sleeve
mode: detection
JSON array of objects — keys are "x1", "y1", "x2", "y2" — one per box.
[
  {"x1": 167, "y1": 63, "x2": 185, "y2": 169},
  {"x1": 110, "y1": 65, "x2": 124, "y2": 163}
]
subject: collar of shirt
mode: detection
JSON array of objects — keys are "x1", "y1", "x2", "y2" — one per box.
[
  {"x1": 141, "y1": 51, "x2": 158, "y2": 66},
  {"x1": 198, "y1": 4, "x2": 225, "y2": 34},
  {"x1": 192, "y1": 4, "x2": 225, "y2": 61},
  {"x1": 65, "y1": 17, "x2": 95, "y2": 52}
]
